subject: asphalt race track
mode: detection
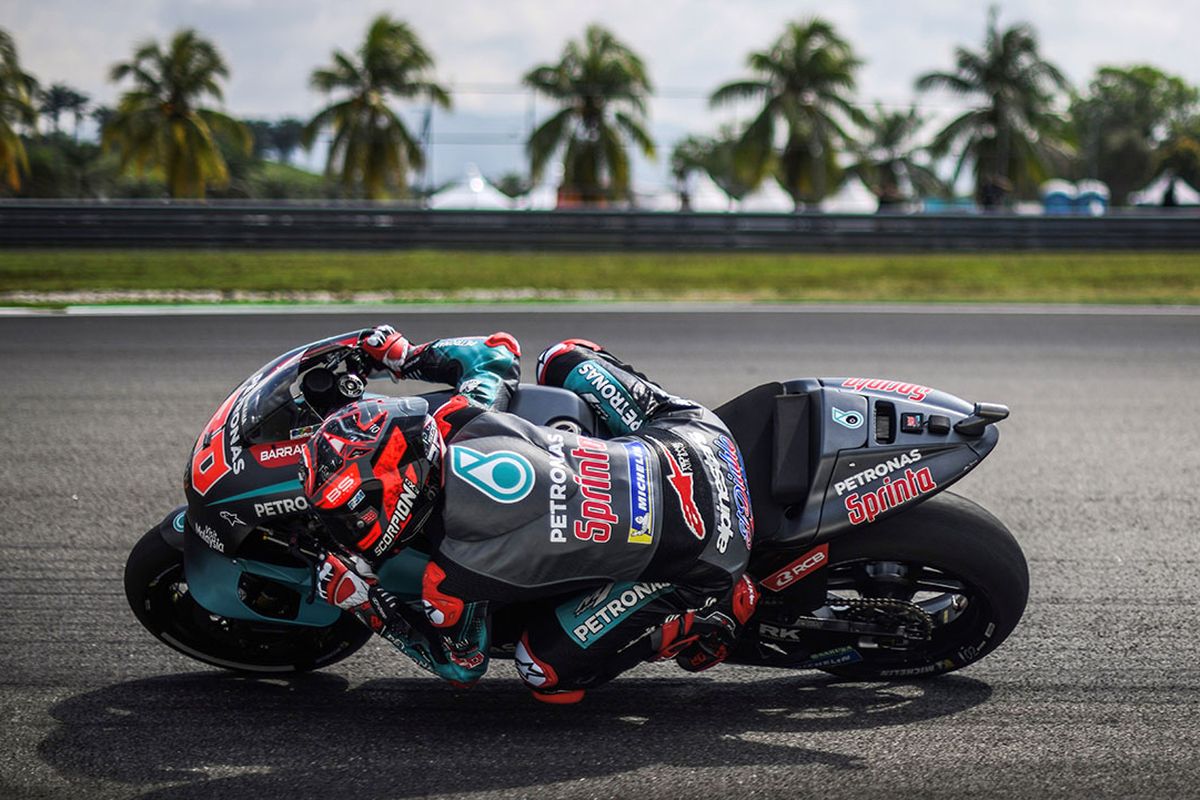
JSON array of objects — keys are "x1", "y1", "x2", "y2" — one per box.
[{"x1": 2, "y1": 306, "x2": 1198, "y2": 799}]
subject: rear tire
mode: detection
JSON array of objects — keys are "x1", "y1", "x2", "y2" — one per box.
[
  {"x1": 816, "y1": 492, "x2": 1028, "y2": 679},
  {"x1": 124, "y1": 527, "x2": 372, "y2": 673}
]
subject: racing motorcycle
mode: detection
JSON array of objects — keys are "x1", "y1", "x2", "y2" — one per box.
[{"x1": 125, "y1": 332, "x2": 1027, "y2": 681}]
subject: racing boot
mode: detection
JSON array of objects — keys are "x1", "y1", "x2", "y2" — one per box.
[{"x1": 672, "y1": 575, "x2": 759, "y2": 673}]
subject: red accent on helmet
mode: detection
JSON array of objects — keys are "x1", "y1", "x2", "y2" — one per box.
[
  {"x1": 315, "y1": 465, "x2": 363, "y2": 510},
  {"x1": 562, "y1": 338, "x2": 601, "y2": 351},
  {"x1": 302, "y1": 398, "x2": 437, "y2": 558},
  {"x1": 355, "y1": 518, "x2": 384, "y2": 551},
  {"x1": 421, "y1": 562, "x2": 464, "y2": 628},
  {"x1": 485, "y1": 331, "x2": 521, "y2": 356},
  {"x1": 731, "y1": 575, "x2": 759, "y2": 626}
]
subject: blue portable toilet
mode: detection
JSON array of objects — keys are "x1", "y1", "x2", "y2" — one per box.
[
  {"x1": 1073, "y1": 180, "x2": 1109, "y2": 215},
  {"x1": 1040, "y1": 180, "x2": 1075, "y2": 215}
]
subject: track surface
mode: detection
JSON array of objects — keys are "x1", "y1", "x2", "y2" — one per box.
[{"x1": 2, "y1": 309, "x2": 1198, "y2": 799}]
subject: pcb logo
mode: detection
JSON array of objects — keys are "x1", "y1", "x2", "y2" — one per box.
[{"x1": 450, "y1": 446, "x2": 535, "y2": 503}]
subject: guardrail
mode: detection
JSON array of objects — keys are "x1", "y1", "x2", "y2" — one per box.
[{"x1": 1, "y1": 201, "x2": 1198, "y2": 251}]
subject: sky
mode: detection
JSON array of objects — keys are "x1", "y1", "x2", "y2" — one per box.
[{"x1": 6, "y1": 0, "x2": 1200, "y2": 191}]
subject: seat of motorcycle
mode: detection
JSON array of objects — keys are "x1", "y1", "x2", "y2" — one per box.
[{"x1": 714, "y1": 382, "x2": 787, "y2": 545}]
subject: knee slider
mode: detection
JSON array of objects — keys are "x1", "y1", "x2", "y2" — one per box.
[{"x1": 514, "y1": 634, "x2": 560, "y2": 690}]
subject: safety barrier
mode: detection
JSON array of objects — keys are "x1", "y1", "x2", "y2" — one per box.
[{"x1": 1, "y1": 201, "x2": 1197, "y2": 250}]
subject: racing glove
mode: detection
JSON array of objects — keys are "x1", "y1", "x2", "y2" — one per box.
[
  {"x1": 316, "y1": 553, "x2": 487, "y2": 685},
  {"x1": 361, "y1": 324, "x2": 411, "y2": 380}
]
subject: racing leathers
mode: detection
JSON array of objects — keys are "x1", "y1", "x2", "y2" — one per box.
[{"x1": 314, "y1": 331, "x2": 758, "y2": 702}]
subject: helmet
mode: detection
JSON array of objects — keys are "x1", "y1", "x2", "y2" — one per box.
[{"x1": 300, "y1": 397, "x2": 442, "y2": 560}]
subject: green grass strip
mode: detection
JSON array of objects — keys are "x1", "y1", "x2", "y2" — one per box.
[{"x1": 1, "y1": 249, "x2": 1198, "y2": 304}]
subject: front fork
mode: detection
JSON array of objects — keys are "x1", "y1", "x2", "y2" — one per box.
[{"x1": 159, "y1": 505, "x2": 431, "y2": 627}]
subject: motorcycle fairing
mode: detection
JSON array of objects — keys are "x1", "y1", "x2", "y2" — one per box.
[
  {"x1": 723, "y1": 378, "x2": 1002, "y2": 556},
  {"x1": 181, "y1": 528, "x2": 431, "y2": 627},
  {"x1": 184, "y1": 331, "x2": 366, "y2": 554}
]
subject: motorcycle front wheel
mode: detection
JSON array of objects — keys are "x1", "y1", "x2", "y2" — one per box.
[{"x1": 124, "y1": 527, "x2": 372, "y2": 673}]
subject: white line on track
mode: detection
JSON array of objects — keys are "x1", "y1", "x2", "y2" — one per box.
[
  {"x1": 3, "y1": 302, "x2": 1200, "y2": 317},
  {"x1": 12, "y1": 302, "x2": 1200, "y2": 318}
]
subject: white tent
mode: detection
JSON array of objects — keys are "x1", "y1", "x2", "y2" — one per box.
[
  {"x1": 737, "y1": 179, "x2": 794, "y2": 212},
  {"x1": 635, "y1": 188, "x2": 682, "y2": 212},
  {"x1": 520, "y1": 163, "x2": 563, "y2": 210},
  {"x1": 819, "y1": 176, "x2": 878, "y2": 213},
  {"x1": 685, "y1": 173, "x2": 734, "y2": 212},
  {"x1": 522, "y1": 184, "x2": 558, "y2": 210},
  {"x1": 429, "y1": 164, "x2": 511, "y2": 210},
  {"x1": 1128, "y1": 172, "x2": 1200, "y2": 206}
]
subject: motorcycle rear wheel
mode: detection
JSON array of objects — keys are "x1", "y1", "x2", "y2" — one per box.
[
  {"x1": 124, "y1": 527, "x2": 372, "y2": 673},
  {"x1": 810, "y1": 492, "x2": 1029, "y2": 679}
]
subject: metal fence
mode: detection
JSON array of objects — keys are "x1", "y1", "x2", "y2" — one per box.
[{"x1": 1, "y1": 201, "x2": 1198, "y2": 251}]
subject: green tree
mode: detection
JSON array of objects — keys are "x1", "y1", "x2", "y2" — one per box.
[
  {"x1": 492, "y1": 171, "x2": 531, "y2": 200},
  {"x1": 1156, "y1": 117, "x2": 1200, "y2": 197},
  {"x1": 268, "y1": 118, "x2": 304, "y2": 164},
  {"x1": 305, "y1": 15, "x2": 449, "y2": 200},
  {"x1": 711, "y1": 17, "x2": 865, "y2": 209},
  {"x1": 846, "y1": 104, "x2": 947, "y2": 210},
  {"x1": 90, "y1": 104, "x2": 113, "y2": 133},
  {"x1": 670, "y1": 127, "x2": 777, "y2": 209},
  {"x1": 1070, "y1": 65, "x2": 1199, "y2": 204},
  {"x1": 524, "y1": 24, "x2": 655, "y2": 205},
  {"x1": 38, "y1": 83, "x2": 88, "y2": 137},
  {"x1": 669, "y1": 135, "x2": 710, "y2": 209},
  {"x1": 0, "y1": 29, "x2": 38, "y2": 190},
  {"x1": 244, "y1": 119, "x2": 274, "y2": 159},
  {"x1": 104, "y1": 29, "x2": 250, "y2": 198},
  {"x1": 916, "y1": 7, "x2": 1070, "y2": 207}
]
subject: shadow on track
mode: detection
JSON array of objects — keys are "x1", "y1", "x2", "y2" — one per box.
[{"x1": 39, "y1": 670, "x2": 991, "y2": 797}]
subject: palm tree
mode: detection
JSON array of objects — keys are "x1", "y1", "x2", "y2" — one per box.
[
  {"x1": 524, "y1": 24, "x2": 655, "y2": 205},
  {"x1": 305, "y1": 15, "x2": 449, "y2": 200},
  {"x1": 915, "y1": 7, "x2": 1069, "y2": 208},
  {"x1": 39, "y1": 83, "x2": 88, "y2": 137},
  {"x1": 104, "y1": 29, "x2": 250, "y2": 198},
  {"x1": 90, "y1": 104, "x2": 114, "y2": 133},
  {"x1": 63, "y1": 87, "x2": 89, "y2": 140},
  {"x1": 846, "y1": 104, "x2": 947, "y2": 210},
  {"x1": 670, "y1": 135, "x2": 709, "y2": 210},
  {"x1": 0, "y1": 28, "x2": 38, "y2": 190},
  {"x1": 268, "y1": 118, "x2": 304, "y2": 165},
  {"x1": 711, "y1": 17, "x2": 865, "y2": 209}
]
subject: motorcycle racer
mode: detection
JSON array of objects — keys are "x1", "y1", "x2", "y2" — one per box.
[{"x1": 301, "y1": 326, "x2": 758, "y2": 703}]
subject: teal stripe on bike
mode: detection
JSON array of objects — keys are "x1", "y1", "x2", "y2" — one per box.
[{"x1": 209, "y1": 479, "x2": 303, "y2": 505}]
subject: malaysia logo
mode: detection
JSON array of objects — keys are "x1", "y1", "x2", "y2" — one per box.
[{"x1": 450, "y1": 446, "x2": 535, "y2": 503}]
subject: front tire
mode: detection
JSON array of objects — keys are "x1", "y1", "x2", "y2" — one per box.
[
  {"x1": 124, "y1": 527, "x2": 372, "y2": 673},
  {"x1": 815, "y1": 492, "x2": 1028, "y2": 679}
]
